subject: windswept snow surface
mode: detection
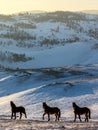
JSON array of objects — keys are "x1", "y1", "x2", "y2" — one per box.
[
  {"x1": 0, "y1": 12, "x2": 98, "y2": 129},
  {"x1": 0, "y1": 65, "x2": 98, "y2": 129},
  {"x1": 0, "y1": 12, "x2": 98, "y2": 69},
  {"x1": 0, "y1": 41, "x2": 98, "y2": 69},
  {"x1": 0, "y1": 65, "x2": 98, "y2": 121}
]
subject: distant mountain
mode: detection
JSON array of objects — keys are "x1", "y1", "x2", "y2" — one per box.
[
  {"x1": 28, "y1": 10, "x2": 46, "y2": 14},
  {"x1": 82, "y1": 10, "x2": 98, "y2": 14},
  {"x1": 17, "y1": 10, "x2": 46, "y2": 15}
]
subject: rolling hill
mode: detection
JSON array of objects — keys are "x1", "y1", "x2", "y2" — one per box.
[{"x1": 0, "y1": 11, "x2": 98, "y2": 129}]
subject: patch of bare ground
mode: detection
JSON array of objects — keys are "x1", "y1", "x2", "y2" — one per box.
[{"x1": 0, "y1": 118, "x2": 98, "y2": 130}]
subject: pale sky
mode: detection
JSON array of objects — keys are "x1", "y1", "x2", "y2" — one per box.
[{"x1": 0, "y1": 0, "x2": 98, "y2": 14}]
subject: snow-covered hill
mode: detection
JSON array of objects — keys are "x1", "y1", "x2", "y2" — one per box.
[
  {"x1": 0, "y1": 11, "x2": 98, "y2": 129},
  {"x1": 0, "y1": 65, "x2": 98, "y2": 120},
  {"x1": 0, "y1": 11, "x2": 98, "y2": 69},
  {"x1": 0, "y1": 65, "x2": 98, "y2": 129}
]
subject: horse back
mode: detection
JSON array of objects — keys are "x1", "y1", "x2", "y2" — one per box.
[
  {"x1": 75, "y1": 107, "x2": 90, "y2": 115},
  {"x1": 13, "y1": 106, "x2": 26, "y2": 113},
  {"x1": 45, "y1": 107, "x2": 60, "y2": 114}
]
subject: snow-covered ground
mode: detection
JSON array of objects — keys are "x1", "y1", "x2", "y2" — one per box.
[
  {"x1": 0, "y1": 11, "x2": 98, "y2": 69},
  {"x1": 1, "y1": 119, "x2": 98, "y2": 130},
  {"x1": 0, "y1": 41, "x2": 98, "y2": 69},
  {"x1": 0, "y1": 65, "x2": 98, "y2": 129},
  {"x1": 0, "y1": 11, "x2": 98, "y2": 129}
]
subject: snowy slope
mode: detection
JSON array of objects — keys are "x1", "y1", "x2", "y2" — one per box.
[
  {"x1": 0, "y1": 41, "x2": 98, "y2": 69},
  {"x1": 0, "y1": 11, "x2": 98, "y2": 69},
  {"x1": 0, "y1": 65, "x2": 98, "y2": 121},
  {"x1": 0, "y1": 12, "x2": 98, "y2": 129}
]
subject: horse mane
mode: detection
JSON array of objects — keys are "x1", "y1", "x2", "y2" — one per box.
[
  {"x1": 43, "y1": 102, "x2": 49, "y2": 109},
  {"x1": 73, "y1": 102, "x2": 80, "y2": 109},
  {"x1": 10, "y1": 101, "x2": 16, "y2": 108}
]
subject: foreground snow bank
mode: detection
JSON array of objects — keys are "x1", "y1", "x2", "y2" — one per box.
[{"x1": 0, "y1": 118, "x2": 98, "y2": 130}]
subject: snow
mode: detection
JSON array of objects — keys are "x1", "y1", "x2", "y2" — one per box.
[
  {"x1": 0, "y1": 41, "x2": 96, "y2": 69},
  {"x1": 0, "y1": 12, "x2": 98, "y2": 70},
  {"x1": 0, "y1": 12, "x2": 98, "y2": 129},
  {"x1": 1, "y1": 69, "x2": 98, "y2": 128},
  {"x1": 0, "y1": 65, "x2": 98, "y2": 129}
]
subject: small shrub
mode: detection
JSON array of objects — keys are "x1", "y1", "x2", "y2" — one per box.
[
  {"x1": 41, "y1": 38, "x2": 60, "y2": 46},
  {"x1": 14, "y1": 22, "x2": 36, "y2": 29},
  {"x1": 0, "y1": 51, "x2": 32, "y2": 62}
]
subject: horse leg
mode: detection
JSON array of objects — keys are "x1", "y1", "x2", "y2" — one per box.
[
  {"x1": 78, "y1": 114, "x2": 82, "y2": 122},
  {"x1": 55, "y1": 114, "x2": 57, "y2": 121},
  {"x1": 23, "y1": 111, "x2": 27, "y2": 118},
  {"x1": 20, "y1": 112, "x2": 22, "y2": 119},
  {"x1": 74, "y1": 114, "x2": 77, "y2": 122},
  {"x1": 48, "y1": 114, "x2": 50, "y2": 121},
  {"x1": 85, "y1": 113, "x2": 88, "y2": 122},
  {"x1": 57, "y1": 114, "x2": 59, "y2": 121},
  {"x1": 42, "y1": 113, "x2": 46, "y2": 120},
  {"x1": 24, "y1": 112, "x2": 27, "y2": 118},
  {"x1": 14, "y1": 113, "x2": 16, "y2": 120},
  {"x1": 55, "y1": 113, "x2": 59, "y2": 121},
  {"x1": 11, "y1": 112, "x2": 13, "y2": 119}
]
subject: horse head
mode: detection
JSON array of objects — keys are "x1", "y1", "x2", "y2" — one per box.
[
  {"x1": 43, "y1": 102, "x2": 47, "y2": 109},
  {"x1": 72, "y1": 102, "x2": 77, "y2": 109},
  {"x1": 10, "y1": 101, "x2": 16, "y2": 108}
]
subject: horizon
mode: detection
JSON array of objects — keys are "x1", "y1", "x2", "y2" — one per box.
[
  {"x1": 0, "y1": 0, "x2": 98, "y2": 15},
  {"x1": 0, "y1": 9, "x2": 98, "y2": 16}
]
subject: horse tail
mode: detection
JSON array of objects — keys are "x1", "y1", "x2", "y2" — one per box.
[
  {"x1": 58, "y1": 109, "x2": 61, "y2": 118},
  {"x1": 88, "y1": 109, "x2": 91, "y2": 119},
  {"x1": 22, "y1": 107, "x2": 27, "y2": 118},
  {"x1": 25, "y1": 111, "x2": 27, "y2": 118},
  {"x1": 24, "y1": 108, "x2": 27, "y2": 118}
]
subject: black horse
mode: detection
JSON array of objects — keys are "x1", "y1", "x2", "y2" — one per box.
[
  {"x1": 72, "y1": 102, "x2": 91, "y2": 122},
  {"x1": 42, "y1": 102, "x2": 61, "y2": 121},
  {"x1": 10, "y1": 101, "x2": 27, "y2": 119}
]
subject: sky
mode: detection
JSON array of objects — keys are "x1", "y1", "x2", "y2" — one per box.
[{"x1": 0, "y1": 0, "x2": 98, "y2": 14}]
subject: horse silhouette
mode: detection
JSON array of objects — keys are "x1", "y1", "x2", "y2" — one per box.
[
  {"x1": 10, "y1": 101, "x2": 27, "y2": 119},
  {"x1": 42, "y1": 102, "x2": 61, "y2": 121},
  {"x1": 72, "y1": 102, "x2": 91, "y2": 122}
]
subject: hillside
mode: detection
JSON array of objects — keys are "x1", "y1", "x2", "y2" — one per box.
[
  {"x1": 0, "y1": 65, "x2": 98, "y2": 129},
  {"x1": 0, "y1": 11, "x2": 98, "y2": 129},
  {"x1": 82, "y1": 10, "x2": 98, "y2": 14},
  {"x1": 0, "y1": 11, "x2": 98, "y2": 69}
]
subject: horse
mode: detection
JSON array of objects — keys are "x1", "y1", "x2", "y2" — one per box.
[
  {"x1": 10, "y1": 101, "x2": 27, "y2": 119},
  {"x1": 72, "y1": 102, "x2": 91, "y2": 122},
  {"x1": 42, "y1": 102, "x2": 61, "y2": 121}
]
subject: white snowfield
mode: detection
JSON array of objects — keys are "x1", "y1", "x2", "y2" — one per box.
[
  {"x1": 0, "y1": 65, "x2": 98, "y2": 129},
  {"x1": 0, "y1": 11, "x2": 98, "y2": 69},
  {"x1": 0, "y1": 41, "x2": 98, "y2": 69},
  {"x1": 0, "y1": 11, "x2": 98, "y2": 129}
]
